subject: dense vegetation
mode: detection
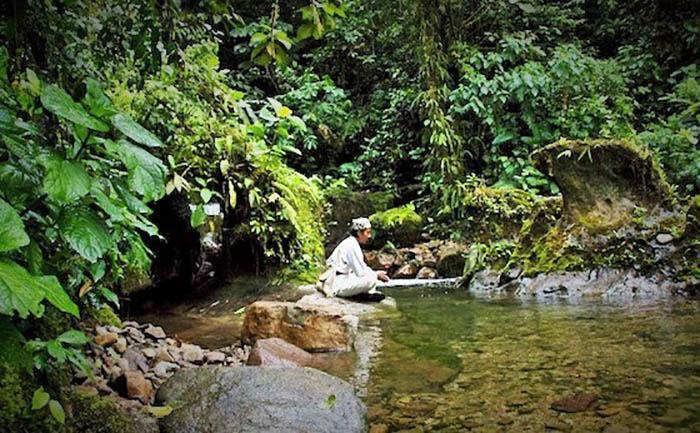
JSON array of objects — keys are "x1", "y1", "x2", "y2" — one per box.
[{"x1": 0, "y1": 0, "x2": 698, "y2": 430}]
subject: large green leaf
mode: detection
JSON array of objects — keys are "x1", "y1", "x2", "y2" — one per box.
[
  {"x1": 0, "y1": 259, "x2": 46, "y2": 318},
  {"x1": 0, "y1": 198, "x2": 29, "y2": 252},
  {"x1": 0, "y1": 316, "x2": 33, "y2": 371},
  {"x1": 43, "y1": 157, "x2": 92, "y2": 203},
  {"x1": 109, "y1": 140, "x2": 166, "y2": 201},
  {"x1": 40, "y1": 84, "x2": 109, "y2": 132},
  {"x1": 60, "y1": 209, "x2": 112, "y2": 262},
  {"x1": 111, "y1": 113, "x2": 163, "y2": 148},
  {"x1": 40, "y1": 275, "x2": 79, "y2": 318}
]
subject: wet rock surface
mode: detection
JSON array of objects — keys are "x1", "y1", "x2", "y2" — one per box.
[
  {"x1": 157, "y1": 365, "x2": 367, "y2": 433},
  {"x1": 468, "y1": 266, "x2": 697, "y2": 299}
]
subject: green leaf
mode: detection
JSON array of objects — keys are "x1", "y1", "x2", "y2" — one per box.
[
  {"x1": 250, "y1": 32, "x2": 268, "y2": 46},
  {"x1": 60, "y1": 208, "x2": 112, "y2": 262},
  {"x1": 296, "y1": 23, "x2": 314, "y2": 41},
  {"x1": 108, "y1": 140, "x2": 166, "y2": 202},
  {"x1": 46, "y1": 340, "x2": 67, "y2": 363},
  {"x1": 190, "y1": 205, "x2": 206, "y2": 228},
  {"x1": 0, "y1": 317, "x2": 33, "y2": 370},
  {"x1": 32, "y1": 387, "x2": 50, "y2": 410},
  {"x1": 40, "y1": 275, "x2": 79, "y2": 318},
  {"x1": 57, "y1": 330, "x2": 88, "y2": 346},
  {"x1": 147, "y1": 405, "x2": 173, "y2": 418},
  {"x1": 48, "y1": 400, "x2": 65, "y2": 424},
  {"x1": 98, "y1": 287, "x2": 119, "y2": 308},
  {"x1": 0, "y1": 198, "x2": 29, "y2": 252},
  {"x1": 200, "y1": 188, "x2": 213, "y2": 204},
  {"x1": 111, "y1": 113, "x2": 163, "y2": 148},
  {"x1": 84, "y1": 78, "x2": 117, "y2": 118},
  {"x1": 0, "y1": 259, "x2": 46, "y2": 318},
  {"x1": 322, "y1": 393, "x2": 337, "y2": 409},
  {"x1": 40, "y1": 84, "x2": 109, "y2": 132},
  {"x1": 276, "y1": 106, "x2": 292, "y2": 118},
  {"x1": 42, "y1": 156, "x2": 92, "y2": 204}
]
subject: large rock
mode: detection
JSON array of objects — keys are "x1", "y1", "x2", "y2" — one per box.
[
  {"x1": 369, "y1": 203, "x2": 423, "y2": 248},
  {"x1": 467, "y1": 266, "x2": 692, "y2": 299},
  {"x1": 436, "y1": 242, "x2": 468, "y2": 277},
  {"x1": 531, "y1": 139, "x2": 672, "y2": 231},
  {"x1": 156, "y1": 366, "x2": 367, "y2": 433},
  {"x1": 242, "y1": 300, "x2": 359, "y2": 352},
  {"x1": 246, "y1": 337, "x2": 314, "y2": 367}
]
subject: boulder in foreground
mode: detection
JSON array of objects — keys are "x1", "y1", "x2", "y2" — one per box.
[{"x1": 156, "y1": 365, "x2": 367, "y2": 433}]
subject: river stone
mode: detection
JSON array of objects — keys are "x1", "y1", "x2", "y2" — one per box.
[
  {"x1": 550, "y1": 393, "x2": 598, "y2": 413},
  {"x1": 416, "y1": 266, "x2": 437, "y2": 279},
  {"x1": 436, "y1": 242, "x2": 467, "y2": 277},
  {"x1": 393, "y1": 263, "x2": 418, "y2": 279},
  {"x1": 246, "y1": 337, "x2": 314, "y2": 367},
  {"x1": 656, "y1": 233, "x2": 673, "y2": 244},
  {"x1": 144, "y1": 324, "x2": 166, "y2": 339},
  {"x1": 242, "y1": 300, "x2": 359, "y2": 352},
  {"x1": 156, "y1": 366, "x2": 367, "y2": 433},
  {"x1": 113, "y1": 370, "x2": 154, "y2": 404}
]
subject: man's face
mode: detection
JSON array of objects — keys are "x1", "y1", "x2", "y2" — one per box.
[{"x1": 357, "y1": 228, "x2": 372, "y2": 244}]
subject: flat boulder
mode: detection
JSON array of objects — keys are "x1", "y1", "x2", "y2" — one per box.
[
  {"x1": 246, "y1": 338, "x2": 314, "y2": 367},
  {"x1": 156, "y1": 366, "x2": 367, "y2": 433},
  {"x1": 242, "y1": 300, "x2": 358, "y2": 352}
]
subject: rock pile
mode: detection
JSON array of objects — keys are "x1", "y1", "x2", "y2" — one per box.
[
  {"x1": 364, "y1": 240, "x2": 468, "y2": 279},
  {"x1": 76, "y1": 321, "x2": 249, "y2": 406}
]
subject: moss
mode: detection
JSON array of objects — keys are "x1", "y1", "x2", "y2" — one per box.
[
  {"x1": 67, "y1": 391, "x2": 157, "y2": 433},
  {"x1": 0, "y1": 363, "x2": 67, "y2": 433},
  {"x1": 87, "y1": 305, "x2": 122, "y2": 328},
  {"x1": 370, "y1": 203, "x2": 423, "y2": 247},
  {"x1": 439, "y1": 179, "x2": 556, "y2": 243}
]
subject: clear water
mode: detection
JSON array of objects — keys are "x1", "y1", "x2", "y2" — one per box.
[{"x1": 365, "y1": 287, "x2": 700, "y2": 432}]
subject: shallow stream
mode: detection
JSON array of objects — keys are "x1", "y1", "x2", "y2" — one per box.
[
  {"x1": 366, "y1": 287, "x2": 700, "y2": 432},
  {"x1": 132, "y1": 281, "x2": 700, "y2": 432}
]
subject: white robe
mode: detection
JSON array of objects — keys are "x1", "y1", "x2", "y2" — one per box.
[{"x1": 324, "y1": 236, "x2": 378, "y2": 297}]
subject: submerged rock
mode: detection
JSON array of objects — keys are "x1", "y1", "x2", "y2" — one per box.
[
  {"x1": 156, "y1": 366, "x2": 367, "y2": 433},
  {"x1": 550, "y1": 393, "x2": 598, "y2": 413}
]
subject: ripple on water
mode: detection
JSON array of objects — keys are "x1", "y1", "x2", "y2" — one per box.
[{"x1": 364, "y1": 287, "x2": 700, "y2": 432}]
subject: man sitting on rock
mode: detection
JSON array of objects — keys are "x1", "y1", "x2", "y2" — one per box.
[{"x1": 318, "y1": 217, "x2": 390, "y2": 298}]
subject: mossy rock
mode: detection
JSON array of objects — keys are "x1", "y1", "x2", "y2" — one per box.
[
  {"x1": 531, "y1": 139, "x2": 673, "y2": 232},
  {"x1": 67, "y1": 390, "x2": 159, "y2": 433},
  {"x1": 325, "y1": 188, "x2": 394, "y2": 253},
  {"x1": 448, "y1": 180, "x2": 555, "y2": 243},
  {"x1": 369, "y1": 203, "x2": 423, "y2": 248}
]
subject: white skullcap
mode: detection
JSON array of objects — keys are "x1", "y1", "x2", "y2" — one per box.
[{"x1": 351, "y1": 217, "x2": 371, "y2": 231}]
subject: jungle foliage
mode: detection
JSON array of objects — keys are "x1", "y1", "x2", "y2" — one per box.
[{"x1": 0, "y1": 0, "x2": 698, "y2": 429}]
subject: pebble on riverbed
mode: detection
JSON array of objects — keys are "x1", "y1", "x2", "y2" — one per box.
[{"x1": 75, "y1": 322, "x2": 250, "y2": 407}]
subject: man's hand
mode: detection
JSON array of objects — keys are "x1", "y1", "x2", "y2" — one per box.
[{"x1": 376, "y1": 270, "x2": 390, "y2": 282}]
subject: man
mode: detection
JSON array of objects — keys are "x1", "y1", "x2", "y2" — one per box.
[{"x1": 319, "y1": 217, "x2": 390, "y2": 297}]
